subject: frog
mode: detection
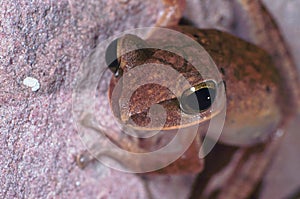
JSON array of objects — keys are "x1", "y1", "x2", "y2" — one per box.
[{"x1": 76, "y1": 0, "x2": 300, "y2": 198}]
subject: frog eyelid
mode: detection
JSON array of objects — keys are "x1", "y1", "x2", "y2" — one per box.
[{"x1": 184, "y1": 80, "x2": 217, "y2": 96}]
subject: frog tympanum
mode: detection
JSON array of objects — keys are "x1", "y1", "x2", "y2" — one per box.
[{"x1": 77, "y1": 0, "x2": 299, "y2": 198}]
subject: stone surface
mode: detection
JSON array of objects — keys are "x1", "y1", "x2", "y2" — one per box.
[
  {"x1": 0, "y1": 0, "x2": 163, "y2": 198},
  {"x1": 1, "y1": 0, "x2": 299, "y2": 198}
]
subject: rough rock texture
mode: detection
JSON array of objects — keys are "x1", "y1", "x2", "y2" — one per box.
[
  {"x1": 0, "y1": 0, "x2": 164, "y2": 198},
  {"x1": 1, "y1": 0, "x2": 299, "y2": 199}
]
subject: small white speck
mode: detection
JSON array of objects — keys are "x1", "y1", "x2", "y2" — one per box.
[
  {"x1": 23, "y1": 77, "x2": 40, "y2": 92},
  {"x1": 79, "y1": 156, "x2": 85, "y2": 163},
  {"x1": 75, "y1": 181, "x2": 81, "y2": 186},
  {"x1": 190, "y1": 87, "x2": 196, "y2": 92},
  {"x1": 275, "y1": 129, "x2": 284, "y2": 138}
]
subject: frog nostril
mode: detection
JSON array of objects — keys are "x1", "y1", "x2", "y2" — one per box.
[
  {"x1": 105, "y1": 38, "x2": 120, "y2": 76},
  {"x1": 180, "y1": 80, "x2": 217, "y2": 114}
]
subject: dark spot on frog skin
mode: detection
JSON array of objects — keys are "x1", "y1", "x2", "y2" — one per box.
[
  {"x1": 220, "y1": 67, "x2": 226, "y2": 75},
  {"x1": 223, "y1": 80, "x2": 227, "y2": 91},
  {"x1": 265, "y1": 85, "x2": 271, "y2": 93}
]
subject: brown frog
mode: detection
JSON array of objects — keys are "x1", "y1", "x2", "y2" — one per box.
[{"x1": 77, "y1": 0, "x2": 300, "y2": 198}]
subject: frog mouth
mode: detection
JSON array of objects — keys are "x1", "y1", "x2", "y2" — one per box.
[{"x1": 128, "y1": 97, "x2": 219, "y2": 131}]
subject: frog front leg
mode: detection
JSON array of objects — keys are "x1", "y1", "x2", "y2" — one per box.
[{"x1": 75, "y1": 113, "x2": 146, "y2": 169}]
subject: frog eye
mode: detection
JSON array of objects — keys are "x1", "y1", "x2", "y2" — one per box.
[
  {"x1": 105, "y1": 38, "x2": 122, "y2": 77},
  {"x1": 180, "y1": 80, "x2": 217, "y2": 114}
]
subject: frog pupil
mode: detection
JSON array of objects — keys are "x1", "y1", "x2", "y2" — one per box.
[
  {"x1": 188, "y1": 88, "x2": 215, "y2": 111},
  {"x1": 105, "y1": 38, "x2": 120, "y2": 75}
]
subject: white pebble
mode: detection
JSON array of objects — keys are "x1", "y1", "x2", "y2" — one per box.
[{"x1": 23, "y1": 77, "x2": 40, "y2": 92}]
